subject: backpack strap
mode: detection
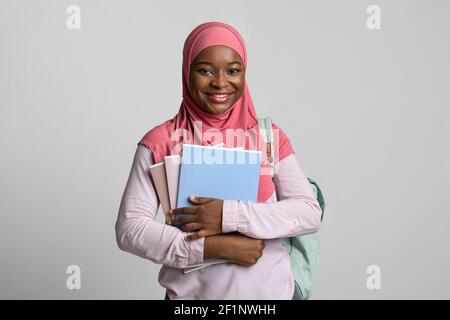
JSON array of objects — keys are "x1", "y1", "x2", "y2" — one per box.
[
  {"x1": 307, "y1": 177, "x2": 325, "y2": 221},
  {"x1": 258, "y1": 117, "x2": 326, "y2": 221},
  {"x1": 257, "y1": 117, "x2": 275, "y2": 177}
]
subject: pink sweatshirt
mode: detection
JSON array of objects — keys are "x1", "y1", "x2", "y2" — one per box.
[{"x1": 115, "y1": 144, "x2": 321, "y2": 300}]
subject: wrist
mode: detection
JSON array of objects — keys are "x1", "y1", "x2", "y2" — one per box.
[{"x1": 204, "y1": 235, "x2": 230, "y2": 260}]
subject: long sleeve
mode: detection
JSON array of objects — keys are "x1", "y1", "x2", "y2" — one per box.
[
  {"x1": 115, "y1": 144, "x2": 204, "y2": 269},
  {"x1": 221, "y1": 153, "x2": 322, "y2": 239}
]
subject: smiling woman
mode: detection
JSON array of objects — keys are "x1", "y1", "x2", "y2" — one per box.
[
  {"x1": 115, "y1": 21, "x2": 322, "y2": 300},
  {"x1": 189, "y1": 45, "x2": 245, "y2": 115}
]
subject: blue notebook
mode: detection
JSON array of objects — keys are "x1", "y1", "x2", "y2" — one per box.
[{"x1": 176, "y1": 144, "x2": 262, "y2": 211}]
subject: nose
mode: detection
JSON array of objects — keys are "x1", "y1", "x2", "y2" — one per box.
[{"x1": 210, "y1": 70, "x2": 227, "y2": 88}]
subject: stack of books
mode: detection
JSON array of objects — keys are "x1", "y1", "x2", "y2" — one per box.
[{"x1": 149, "y1": 143, "x2": 262, "y2": 273}]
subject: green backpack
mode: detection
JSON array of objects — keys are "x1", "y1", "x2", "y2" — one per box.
[{"x1": 257, "y1": 117, "x2": 326, "y2": 300}]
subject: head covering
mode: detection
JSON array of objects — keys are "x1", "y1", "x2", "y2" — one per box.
[{"x1": 139, "y1": 21, "x2": 294, "y2": 203}]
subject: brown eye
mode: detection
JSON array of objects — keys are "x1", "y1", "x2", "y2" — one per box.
[
  {"x1": 199, "y1": 68, "x2": 213, "y2": 76},
  {"x1": 228, "y1": 68, "x2": 241, "y2": 75}
]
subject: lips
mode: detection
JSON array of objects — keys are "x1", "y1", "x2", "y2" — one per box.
[{"x1": 204, "y1": 91, "x2": 234, "y2": 103}]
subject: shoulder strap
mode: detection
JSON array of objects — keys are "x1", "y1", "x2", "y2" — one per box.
[
  {"x1": 257, "y1": 117, "x2": 275, "y2": 177},
  {"x1": 307, "y1": 177, "x2": 325, "y2": 221}
]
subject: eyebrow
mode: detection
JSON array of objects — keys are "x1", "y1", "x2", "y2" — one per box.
[{"x1": 195, "y1": 61, "x2": 242, "y2": 66}]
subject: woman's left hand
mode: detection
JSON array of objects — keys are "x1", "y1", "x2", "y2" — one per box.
[{"x1": 170, "y1": 195, "x2": 223, "y2": 241}]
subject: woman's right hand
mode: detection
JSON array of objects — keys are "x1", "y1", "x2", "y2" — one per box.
[{"x1": 204, "y1": 232, "x2": 265, "y2": 266}]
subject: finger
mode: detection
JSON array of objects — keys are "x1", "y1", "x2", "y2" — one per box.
[
  {"x1": 172, "y1": 214, "x2": 197, "y2": 226},
  {"x1": 171, "y1": 206, "x2": 197, "y2": 215},
  {"x1": 188, "y1": 195, "x2": 215, "y2": 204},
  {"x1": 181, "y1": 223, "x2": 202, "y2": 232},
  {"x1": 185, "y1": 232, "x2": 201, "y2": 241},
  {"x1": 185, "y1": 229, "x2": 210, "y2": 241},
  {"x1": 184, "y1": 232, "x2": 197, "y2": 241}
]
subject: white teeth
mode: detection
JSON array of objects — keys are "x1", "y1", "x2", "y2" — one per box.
[{"x1": 206, "y1": 92, "x2": 230, "y2": 97}]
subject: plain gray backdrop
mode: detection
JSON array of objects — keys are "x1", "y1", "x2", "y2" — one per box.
[{"x1": 0, "y1": 0, "x2": 449, "y2": 299}]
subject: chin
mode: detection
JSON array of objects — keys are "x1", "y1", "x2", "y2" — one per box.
[
  {"x1": 201, "y1": 103, "x2": 231, "y2": 115},
  {"x1": 211, "y1": 105, "x2": 232, "y2": 114}
]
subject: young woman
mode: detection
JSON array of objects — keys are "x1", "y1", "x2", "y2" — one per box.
[{"x1": 115, "y1": 22, "x2": 321, "y2": 300}]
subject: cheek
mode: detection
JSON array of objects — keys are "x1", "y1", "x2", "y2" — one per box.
[
  {"x1": 192, "y1": 78, "x2": 208, "y2": 94},
  {"x1": 189, "y1": 77, "x2": 203, "y2": 99},
  {"x1": 234, "y1": 78, "x2": 246, "y2": 99}
]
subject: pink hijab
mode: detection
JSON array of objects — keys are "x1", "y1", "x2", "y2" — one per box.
[{"x1": 139, "y1": 21, "x2": 294, "y2": 203}]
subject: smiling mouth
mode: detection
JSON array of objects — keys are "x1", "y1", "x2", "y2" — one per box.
[
  {"x1": 204, "y1": 92, "x2": 234, "y2": 97},
  {"x1": 204, "y1": 91, "x2": 235, "y2": 104}
]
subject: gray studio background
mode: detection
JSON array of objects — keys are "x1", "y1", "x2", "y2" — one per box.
[{"x1": 1, "y1": 0, "x2": 449, "y2": 299}]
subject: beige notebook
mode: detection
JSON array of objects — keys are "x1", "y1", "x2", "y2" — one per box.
[
  {"x1": 149, "y1": 162, "x2": 171, "y2": 224},
  {"x1": 164, "y1": 155, "x2": 181, "y2": 210}
]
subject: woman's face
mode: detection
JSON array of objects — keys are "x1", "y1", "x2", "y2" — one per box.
[{"x1": 189, "y1": 45, "x2": 245, "y2": 115}]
